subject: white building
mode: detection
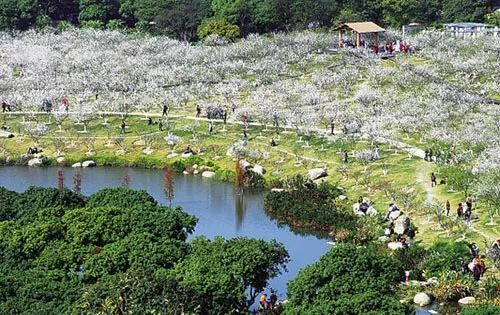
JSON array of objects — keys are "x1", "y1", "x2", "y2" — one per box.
[{"x1": 444, "y1": 22, "x2": 499, "y2": 37}]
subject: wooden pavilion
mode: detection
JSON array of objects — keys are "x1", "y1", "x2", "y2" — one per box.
[{"x1": 334, "y1": 22, "x2": 385, "y2": 49}]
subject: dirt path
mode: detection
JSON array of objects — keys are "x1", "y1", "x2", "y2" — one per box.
[
  {"x1": 417, "y1": 165, "x2": 434, "y2": 203},
  {"x1": 416, "y1": 163, "x2": 495, "y2": 241}
]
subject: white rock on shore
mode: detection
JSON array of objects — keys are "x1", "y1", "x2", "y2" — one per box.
[
  {"x1": 307, "y1": 168, "x2": 327, "y2": 180},
  {"x1": 28, "y1": 158, "x2": 43, "y2": 167},
  {"x1": 458, "y1": 296, "x2": 475, "y2": 305},
  {"x1": 82, "y1": 160, "x2": 96, "y2": 167},
  {"x1": 202, "y1": 171, "x2": 215, "y2": 178},
  {"x1": 413, "y1": 292, "x2": 431, "y2": 307}
]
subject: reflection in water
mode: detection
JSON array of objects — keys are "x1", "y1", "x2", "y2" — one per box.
[{"x1": 235, "y1": 191, "x2": 246, "y2": 231}]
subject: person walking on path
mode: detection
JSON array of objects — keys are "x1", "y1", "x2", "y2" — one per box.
[
  {"x1": 445, "y1": 200, "x2": 451, "y2": 216},
  {"x1": 196, "y1": 104, "x2": 201, "y2": 118},
  {"x1": 343, "y1": 150, "x2": 348, "y2": 163},
  {"x1": 120, "y1": 120, "x2": 126, "y2": 135},
  {"x1": 431, "y1": 172, "x2": 437, "y2": 187},
  {"x1": 457, "y1": 203, "x2": 463, "y2": 218},
  {"x1": 208, "y1": 121, "x2": 213, "y2": 134},
  {"x1": 162, "y1": 104, "x2": 169, "y2": 116}
]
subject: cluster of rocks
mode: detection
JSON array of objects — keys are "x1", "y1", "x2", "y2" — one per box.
[
  {"x1": 412, "y1": 292, "x2": 475, "y2": 307},
  {"x1": 72, "y1": 160, "x2": 96, "y2": 168},
  {"x1": 182, "y1": 164, "x2": 214, "y2": 178}
]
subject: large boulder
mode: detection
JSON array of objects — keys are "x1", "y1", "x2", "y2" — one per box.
[
  {"x1": 202, "y1": 171, "x2": 215, "y2": 178},
  {"x1": 458, "y1": 297, "x2": 475, "y2": 305},
  {"x1": 394, "y1": 214, "x2": 409, "y2": 235},
  {"x1": 82, "y1": 160, "x2": 96, "y2": 167},
  {"x1": 413, "y1": 292, "x2": 431, "y2": 307},
  {"x1": 388, "y1": 242, "x2": 404, "y2": 250},
  {"x1": 307, "y1": 168, "x2": 327, "y2": 180},
  {"x1": 28, "y1": 158, "x2": 43, "y2": 167},
  {"x1": 0, "y1": 130, "x2": 13, "y2": 138},
  {"x1": 72, "y1": 162, "x2": 82, "y2": 168},
  {"x1": 56, "y1": 157, "x2": 65, "y2": 164}
]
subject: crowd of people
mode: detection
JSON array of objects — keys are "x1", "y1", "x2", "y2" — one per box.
[
  {"x1": 383, "y1": 40, "x2": 414, "y2": 54},
  {"x1": 39, "y1": 97, "x2": 69, "y2": 113},
  {"x1": 256, "y1": 290, "x2": 278, "y2": 313},
  {"x1": 338, "y1": 39, "x2": 414, "y2": 54},
  {"x1": 455, "y1": 198, "x2": 474, "y2": 225},
  {"x1": 466, "y1": 243, "x2": 487, "y2": 281}
]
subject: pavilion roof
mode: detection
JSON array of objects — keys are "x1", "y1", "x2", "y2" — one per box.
[{"x1": 334, "y1": 22, "x2": 385, "y2": 33}]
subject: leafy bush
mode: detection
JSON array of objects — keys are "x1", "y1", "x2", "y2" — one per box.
[
  {"x1": 393, "y1": 244, "x2": 428, "y2": 280},
  {"x1": 87, "y1": 188, "x2": 157, "y2": 209},
  {"x1": 214, "y1": 169, "x2": 235, "y2": 182},
  {"x1": 247, "y1": 171, "x2": 266, "y2": 188},
  {"x1": 57, "y1": 20, "x2": 73, "y2": 32},
  {"x1": 429, "y1": 271, "x2": 477, "y2": 301},
  {"x1": 183, "y1": 155, "x2": 206, "y2": 167},
  {"x1": 198, "y1": 19, "x2": 240, "y2": 41},
  {"x1": 476, "y1": 276, "x2": 500, "y2": 305},
  {"x1": 423, "y1": 240, "x2": 470, "y2": 278},
  {"x1": 132, "y1": 156, "x2": 163, "y2": 168},
  {"x1": 264, "y1": 176, "x2": 367, "y2": 242},
  {"x1": 285, "y1": 243, "x2": 412, "y2": 315},
  {"x1": 0, "y1": 187, "x2": 19, "y2": 221},
  {"x1": 461, "y1": 305, "x2": 500, "y2": 315},
  {"x1": 80, "y1": 20, "x2": 105, "y2": 30},
  {"x1": 87, "y1": 187, "x2": 158, "y2": 208},
  {"x1": 15, "y1": 187, "x2": 85, "y2": 222},
  {"x1": 170, "y1": 160, "x2": 186, "y2": 173},
  {"x1": 106, "y1": 19, "x2": 124, "y2": 31}
]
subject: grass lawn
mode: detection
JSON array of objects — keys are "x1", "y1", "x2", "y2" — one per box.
[{"x1": 1, "y1": 110, "x2": 497, "y2": 250}]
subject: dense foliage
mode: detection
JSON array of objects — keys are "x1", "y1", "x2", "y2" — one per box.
[
  {"x1": 284, "y1": 243, "x2": 412, "y2": 315},
  {"x1": 264, "y1": 175, "x2": 380, "y2": 243},
  {"x1": 0, "y1": 186, "x2": 289, "y2": 314},
  {"x1": 461, "y1": 305, "x2": 500, "y2": 315},
  {"x1": 423, "y1": 240, "x2": 471, "y2": 277},
  {"x1": 0, "y1": 0, "x2": 495, "y2": 37}
]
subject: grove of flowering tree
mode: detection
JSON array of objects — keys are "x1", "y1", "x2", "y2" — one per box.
[{"x1": 1, "y1": 28, "x2": 499, "y2": 198}]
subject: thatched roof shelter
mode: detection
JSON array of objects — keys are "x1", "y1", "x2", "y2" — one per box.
[{"x1": 334, "y1": 22, "x2": 385, "y2": 48}]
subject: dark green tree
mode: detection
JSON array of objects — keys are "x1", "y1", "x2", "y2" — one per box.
[
  {"x1": 38, "y1": 0, "x2": 79, "y2": 22},
  {"x1": 78, "y1": 0, "x2": 120, "y2": 24},
  {"x1": 154, "y1": 0, "x2": 212, "y2": 40},
  {"x1": 171, "y1": 236, "x2": 290, "y2": 312},
  {"x1": 284, "y1": 243, "x2": 412, "y2": 315},
  {"x1": 0, "y1": 0, "x2": 38, "y2": 31},
  {"x1": 442, "y1": 0, "x2": 490, "y2": 22}
]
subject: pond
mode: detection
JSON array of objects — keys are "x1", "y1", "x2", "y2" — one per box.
[{"x1": 0, "y1": 166, "x2": 329, "y2": 308}]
